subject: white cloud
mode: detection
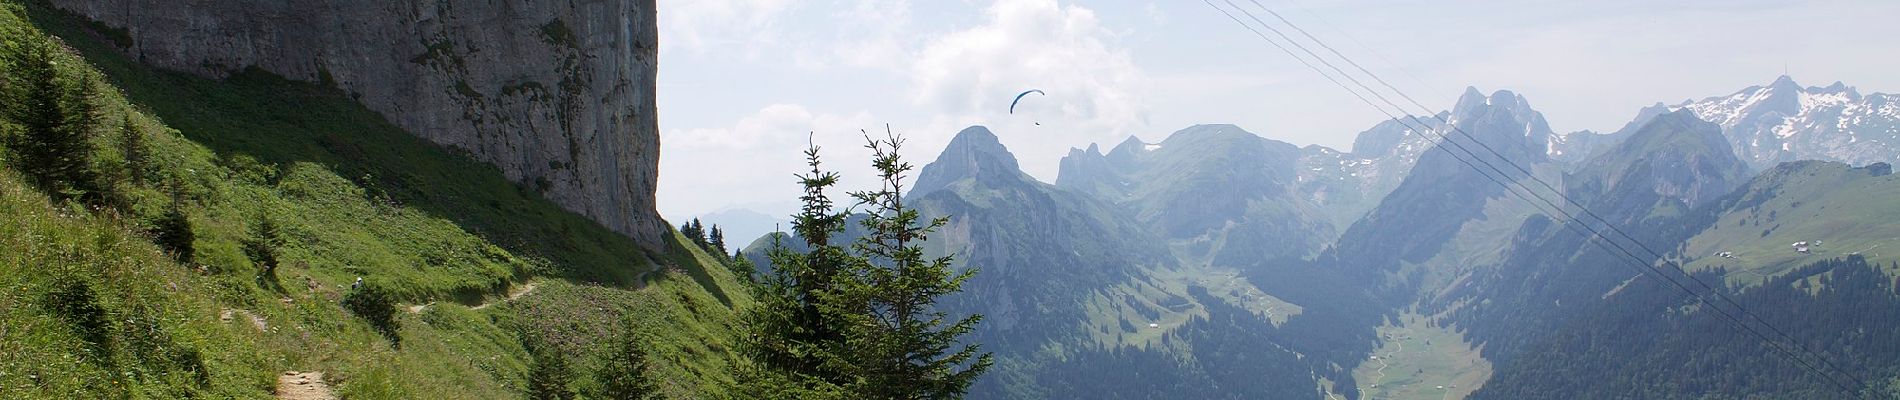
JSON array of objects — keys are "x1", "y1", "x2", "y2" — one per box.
[
  {"x1": 807, "y1": 0, "x2": 916, "y2": 70},
  {"x1": 659, "y1": 104, "x2": 895, "y2": 218},
  {"x1": 660, "y1": 0, "x2": 919, "y2": 71},
  {"x1": 908, "y1": 0, "x2": 1150, "y2": 179},
  {"x1": 657, "y1": 0, "x2": 794, "y2": 57}
]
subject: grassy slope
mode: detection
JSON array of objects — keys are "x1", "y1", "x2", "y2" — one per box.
[
  {"x1": 1682, "y1": 161, "x2": 1900, "y2": 286},
  {"x1": 1, "y1": 2, "x2": 749, "y2": 398}
]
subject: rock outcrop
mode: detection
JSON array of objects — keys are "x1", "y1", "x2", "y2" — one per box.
[{"x1": 50, "y1": 0, "x2": 667, "y2": 248}]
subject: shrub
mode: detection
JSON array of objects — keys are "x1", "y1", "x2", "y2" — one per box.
[
  {"x1": 527, "y1": 345, "x2": 576, "y2": 400},
  {"x1": 150, "y1": 203, "x2": 194, "y2": 263},
  {"x1": 241, "y1": 217, "x2": 283, "y2": 271},
  {"x1": 341, "y1": 282, "x2": 401, "y2": 348},
  {"x1": 588, "y1": 333, "x2": 658, "y2": 400}
]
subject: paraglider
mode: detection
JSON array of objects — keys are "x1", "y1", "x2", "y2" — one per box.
[{"x1": 1010, "y1": 89, "x2": 1044, "y2": 125}]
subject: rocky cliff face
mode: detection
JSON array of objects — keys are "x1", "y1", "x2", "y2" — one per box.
[{"x1": 50, "y1": 0, "x2": 667, "y2": 248}]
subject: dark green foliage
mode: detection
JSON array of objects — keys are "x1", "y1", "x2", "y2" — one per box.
[
  {"x1": 116, "y1": 116, "x2": 149, "y2": 185},
  {"x1": 709, "y1": 224, "x2": 726, "y2": 255},
  {"x1": 727, "y1": 250, "x2": 757, "y2": 284},
  {"x1": 835, "y1": 129, "x2": 991, "y2": 397},
  {"x1": 528, "y1": 345, "x2": 577, "y2": 400},
  {"x1": 744, "y1": 139, "x2": 851, "y2": 388},
  {"x1": 1466, "y1": 257, "x2": 1900, "y2": 399},
  {"x1": 240, "y1": 216, "x2": 283, "y2": 271},
  {"x1": 2, "y1": 37, "x2": 100, "y2": 201},
  {"x1": 744, "y1": 129, "x2": 990, "y2": 398},
  {"x1": 341, "y1": 282, "x2": 401, "y2": 348},
  {"x1": 150, "y1": 203, "x2": 194, "y2": 263},
  {"x1": 681, "y1": 218, "x2": 708, "y2": 249},
  {"x1": 588, "y1": 333, "x2": 658, "y2": 400}
]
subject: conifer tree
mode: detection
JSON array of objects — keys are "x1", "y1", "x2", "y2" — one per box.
[
  {"x1": 835, "y1": 127, "x2": 991, "y2": 398},
  {"x1": 153, "y1": 202, "x2": 195, "y2": 263},
  {"x1": 742, "y1": 129, "x2": 989, "y2": 398},
  {"x1": 681, "y1": 218, "x2": 709, "y2": 248},
  {"x1": 590, "y1": 332, "x2": 659, "y2": 400},
  {"x1": 745, "y1": 135, "x2": 852, "y2": 390},
  {"x1": 118, "y1": 116, "x2": 149, "y2": 185},
  {"x1": 709, "y1": 224, "x2": 727, "y2": 254},
  {"x1": 5, "y1": 40, "x2": 99, "y2": 201}
]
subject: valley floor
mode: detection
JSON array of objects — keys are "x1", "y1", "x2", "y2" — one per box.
[{"x1": 1345, "y1": 312, "x2": 1492, "y2": 400}]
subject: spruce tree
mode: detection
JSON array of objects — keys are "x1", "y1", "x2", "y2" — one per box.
[
  {"x1": 690, "y1": 218, "x2": 708, "y2": 247},
  {"x1": 118, "y1": 117, "x2": 149, "y2": 185},
  {"x1": 243, "y1": 217, "x2": 285, "y2": 272},
  {"x1": 527, "y1": 347, "x2": 576, "y2": 400},
  {"x1": 6, "y1": 40, "x2": 99, "y2": 201},
  {"x1": 680, "y1": 218, "x2": 708, "y2": 248},
  {"x1": 590, "y1": 333, "x2": 659, "y2": 400},
  {"x1": 153, "y1": 202, "x2": 195, "y2": 263},
  {"x1": 709, "y1": 224, "x2": 727, "y2": 254},
  {"x1": 745, "y1": 136, "x2": 852, "y2": 390},
  {"x1": 742, "y1": 130, "x2": 989, "y2": 398},
  {"x1": 836, "y1": 127, "x2": 991, "y2": 398}
]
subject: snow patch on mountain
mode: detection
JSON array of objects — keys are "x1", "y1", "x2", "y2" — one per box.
[{"x1": 1675, "y1": 76, "x2": 1900, "y2": 170}]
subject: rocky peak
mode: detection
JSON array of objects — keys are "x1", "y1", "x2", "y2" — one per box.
[
  {"x1": 1581, "y1": 109, "x2": 1749, "y2": 211},
  {"x1": 1351, "y1": 119, "x2": 1411, "y2": 157},
  {"x1": 1449, "y1": 88, "x2": 1554, "y2": 149},
  {"x1": 1677, "y1": 76, "x2": 1900, "y2": 171},
  {"x1": 1056, "y1": 142, "x2": 1117, "y2": 193},
  {"x1": 912, "y1": 126, "x2": 1028, "y2": 196},
  {"x1": 1105, "y1": 135, "x2": 1148, "y2": 166}
]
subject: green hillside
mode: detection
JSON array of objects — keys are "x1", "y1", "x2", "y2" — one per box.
[
  {"x1": 1683, "y1": 161, "x2": 1900, "y2": 285},
  {"x1": 0, "y1": 2, "x2": 749, "y2": 398}
]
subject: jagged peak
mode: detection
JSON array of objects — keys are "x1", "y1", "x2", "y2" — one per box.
[
  {"x1": 912, "y1": 125, "x2": 1026, "y2": 196},
  {"x1": 1453, "y1": 86, "x2": 1488, "y2": 113},
  {"x1": 1450, "y1": 88, "x2": 1537, "y2": 121}
]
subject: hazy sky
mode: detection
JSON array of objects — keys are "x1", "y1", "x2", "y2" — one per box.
[{"x1": 654, "y1": 0, "x2": 1900, "y2": 221}]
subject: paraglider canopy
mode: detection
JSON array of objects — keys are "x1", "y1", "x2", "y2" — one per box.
[{"x1": 1009, "y1": 89, "x2": 1044, "y2": 114}]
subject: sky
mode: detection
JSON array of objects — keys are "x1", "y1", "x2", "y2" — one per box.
[{"x1": 654, "y1": 0, "x2": 1900, "y2": 223}]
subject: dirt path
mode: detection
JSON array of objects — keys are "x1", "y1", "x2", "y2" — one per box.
[
  {"x1": 405, "y1": 281, "x2": 541, "y2": 314},
  {"x1": 276, "y1": 371, "x2": 336, "y2": 400},
  {"x1": 1367, "y1": 330, "x2": 1410, "y2": 390},
  {"x1": 219, "y1": 308, "x2": 268, "y2": 331},
  {"x1": 470, "y1": 282, "x2": 538, "y2": 310}
]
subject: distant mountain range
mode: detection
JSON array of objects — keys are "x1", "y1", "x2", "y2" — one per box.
[
  {"x1": 1557, "y1": 76, "x2": 1900, "y2": 171},
  {"x1": 742, "y1": 77, "x2": 1900, "y2": 399}
]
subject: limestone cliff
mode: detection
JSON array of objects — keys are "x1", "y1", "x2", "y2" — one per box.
[{"x1": 50, "y1": 0, "x2": 667, "y2": 248}]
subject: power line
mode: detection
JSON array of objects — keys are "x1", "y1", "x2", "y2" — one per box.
[
  {"x1": 1232, "y1": 5, "x2": 1869, "y2": 388},
  {"x1": 1203, "y1": 1, "x2": 1873, "y2": 397},
  {"x1": 1222, "y1": 2, "x2": 1876, "y2": 395},
  {"x1": 1227, "y1": 2, "x2": 1876, "y2": 396},
  {"x1": 1200, "y1": 0, "x2": 1577, "y2": 229}
]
